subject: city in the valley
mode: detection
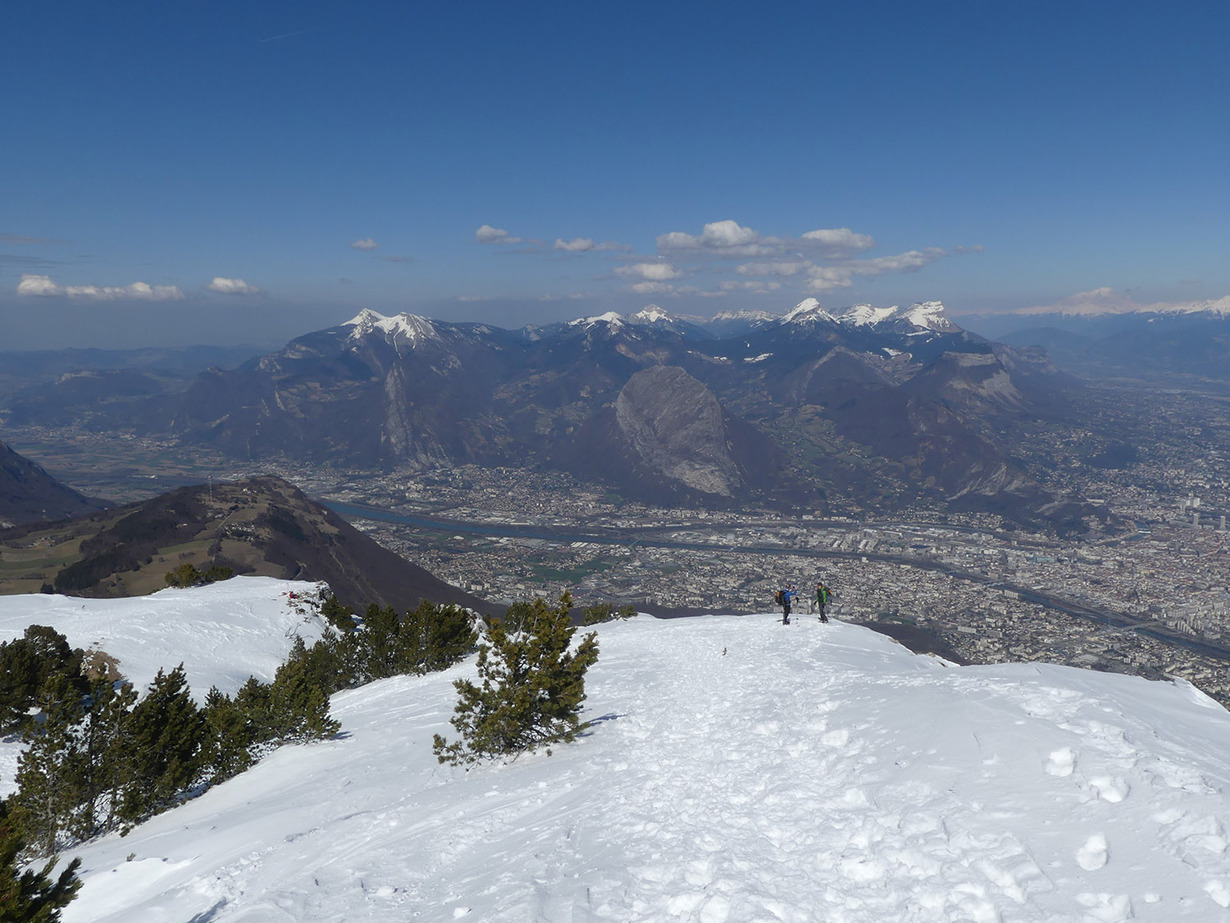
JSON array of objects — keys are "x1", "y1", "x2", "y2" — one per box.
[{"x1": 18, "y1": 421, "x2": 1227, "y2": 707}]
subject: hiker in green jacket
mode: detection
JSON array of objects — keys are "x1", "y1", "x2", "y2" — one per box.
[{"x1": 814, "y1": 581, "x2": 831, "y2": 623}]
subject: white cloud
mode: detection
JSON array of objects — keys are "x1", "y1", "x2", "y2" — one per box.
[
  {"x1": 207, "y1": 277, "x2": 261, "y2": 295},
  {"x1": 350, "y1": 238, "x2": 379, "y2": 251},
  {"x1": 16, "y1": 273, "x2": 184, "y2": 301},
  {"x1": 657, "y1": 220, "x2": 780, "y2": 258},
  {"x1": 795, "y1": 248, "x2": 968, "y2": 294},
  {"x1": 804, "y1": 266, "x2": 859, "y2": 293},
  {"x1": 555, "y1": 237, "x2": 596, "y2": 252},
  {"x1": 656, "y1": 220, "x2": 883, "y2": 263},
  {"x1": 476, "y1": 225, "x2": 522, "y2": 245},
  {"x1": 15, "y1": 274, "x2": 61, "y2": 296},
  {"x1": 801, "y1": 227, "x2": 875, "y2": 251},
  {"x1": 616, "y1": 262, "x2": 682, "y2": 282}
]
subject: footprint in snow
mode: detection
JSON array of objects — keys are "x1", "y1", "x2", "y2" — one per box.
[
  {"x1": 1077, "y1": 833, "x2": 1109, "y2": 871},
  {"x1": 1045, "y1": 747, "x2": 1075, "y2": 777},
  {"x1": 1088, "y1": 776, "x2": 1129, "y2": 804},
  {"x1": 1206, "y1": 880, "x2": 1230, "y2": 908}
]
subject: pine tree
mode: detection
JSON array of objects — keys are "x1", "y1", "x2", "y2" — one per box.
[
  {"x1": 69, "y1": 678, "x2": 137, "y2": 842},
  {"x1": 319, "y1": 593, "x2": 356, "y2": 631},
  {"x1": 268, "y1": 655, "x2": 340, "y2": 743},
  {"x1": 0, "y1": 627, "x2": 85, "y2": 733},
  {"x1": 359, "y1": 604, "x2": 401, "y2": 681},
  {"x1": 12, "y1": 676, "x2": 85, "y2": 857},
  {"x1": 116, "y1": 666, "x2": 205, "y2": 826},
  {"x1": 0, "y1": 800, "x2": 81, "y2": 922},
  {"x1": 200, "y1": 686, "x2": 256, "y2": 784},
  {"x1": 400, "y1": 601, "x2": 478, "y2": 673},
  {"x1": 434, "y1": 592, "x2": 598, "y2": 765}
]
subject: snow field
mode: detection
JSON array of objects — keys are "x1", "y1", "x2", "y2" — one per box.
[{"x1": 41, "y1": 608, "x2": 1230, "y2": 922}]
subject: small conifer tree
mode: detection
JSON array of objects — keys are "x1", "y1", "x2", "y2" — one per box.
[
  {"x1": 13, "y1": 676, "x2": 85, "y2": 856},
  {"x1": 268, "y1": 655, "x2": 341, "y2": 743},
  {"x1": 200, "y1": 686, "x2": 256, "y2": 784},
  {"x1": 116, "y1": 666, "x2": 205, "y2": 826},
  {"x1": 0, "y1": 627, "x2": 86, "y2": 733},
  {"x1": 0, "y1": 800, "x2": 81, "y2": 922},
  {"x1": 68, "y1": 677, "x2": 137, "y2": 842},
  {"x1": 319, "y1": 594, "x2": 356, "y2": 632},
  {"x1": 434, "y1": 592, "x2": 598, "y2": 765}
]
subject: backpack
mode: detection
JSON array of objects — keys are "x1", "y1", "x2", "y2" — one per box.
[{"x1": 774, "y1": 589, "x2": 785, "y2": 606}]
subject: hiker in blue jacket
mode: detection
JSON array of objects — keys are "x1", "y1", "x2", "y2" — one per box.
[{"x1": 778, "y1": 584, "x2": 798, "y2": 624}]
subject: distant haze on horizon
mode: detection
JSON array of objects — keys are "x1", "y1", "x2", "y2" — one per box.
[{"x1": 3, "y1": 2, "x2": 1228, "y2": 350}]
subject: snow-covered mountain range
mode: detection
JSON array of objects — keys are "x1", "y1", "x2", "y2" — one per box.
[
  {"x1": 151, "y1": 296, "x2": 1088, "y2": 526},
  {"x1": 3, "y1": 578, "x2": 1228, "y2": 921}
]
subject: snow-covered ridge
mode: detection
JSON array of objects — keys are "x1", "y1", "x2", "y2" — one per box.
[
  {"x1": 344, "y1": 308, "x2": 442, "y2": 343},
  {"x1": 899, "y1": 299, "x2": 958, "y2": 331},
  {"x1": 567, "y1": 310, "x2": 625, "y2": 329},
  {"x1": 833, "y1": 303, "x2": 898, "y2": 327},
  {"x1": 631, "y1": 304, "x2": 670, "y2": 324},
  {"x1": 27, "y1": 588, "x2": 1230, "y2": 923},
  {"x1": 711, "y1": 308, "x2": 778, "y2": 323},
  {"x1": 781, "y1": 299, "x2": 958, "y2": 334},
  {"x1": 1015, "y1": 290, "x2": 1230, "y2": 318}
]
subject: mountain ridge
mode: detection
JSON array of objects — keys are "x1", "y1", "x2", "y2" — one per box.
[
  {"x1": 0, "y1": 475, "x2": 494, "y2": 615},
  {"x1": 155, "y1": 300, "x2": 1086, "y2": 527},
  {"x1": 0, "y1": 439, "x2": 106, "y2": 527}
]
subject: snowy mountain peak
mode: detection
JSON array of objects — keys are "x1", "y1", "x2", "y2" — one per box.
[
  {"x1": 631, "y1": 304, "x2": 671, "y2": 324},
  {"x1": 782, "y1": 298, "x2": 836, "y2": 324},
  {"x1": 825, "y1": 301, "x2": 958, "y2": 334},
  {"x1": 568, "y1": 310, "x2": 625, "y2": 329},
  {"x1": 834, "y1": 303, "x2": 899, "y2": 327},
  {"x1": 344, "y1": 309, "x2": 441, "y2": 344},
  {"x1": 901, "y1": 300, "x2": 957, "y2": 332}
]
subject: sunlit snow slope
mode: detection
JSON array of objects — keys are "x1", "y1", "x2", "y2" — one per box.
[{"x1": 2, "y1": 581, "x2": 1226, "y2": 921}]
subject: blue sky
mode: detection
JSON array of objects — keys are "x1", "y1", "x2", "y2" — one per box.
[{"x1": 3, "y1": 1, "x2": 1228, "y2": 348}]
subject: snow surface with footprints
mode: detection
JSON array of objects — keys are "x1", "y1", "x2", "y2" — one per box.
[{"x1": 2, "y1": 581, "x2": 1227, "y2": 921}]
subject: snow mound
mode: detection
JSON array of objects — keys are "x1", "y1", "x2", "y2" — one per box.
[{"x1": 37, "y1": 609, "x2": 1230, "y2": 922}]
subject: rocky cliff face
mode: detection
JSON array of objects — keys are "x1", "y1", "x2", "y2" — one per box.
[{"x1": 614, "y1": 367, "x2": 743, "y2": 498}]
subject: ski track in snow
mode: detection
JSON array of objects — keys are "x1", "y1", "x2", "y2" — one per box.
[{"x1": 1, "y1": 603, "x2": 1221, "y2": 923}]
